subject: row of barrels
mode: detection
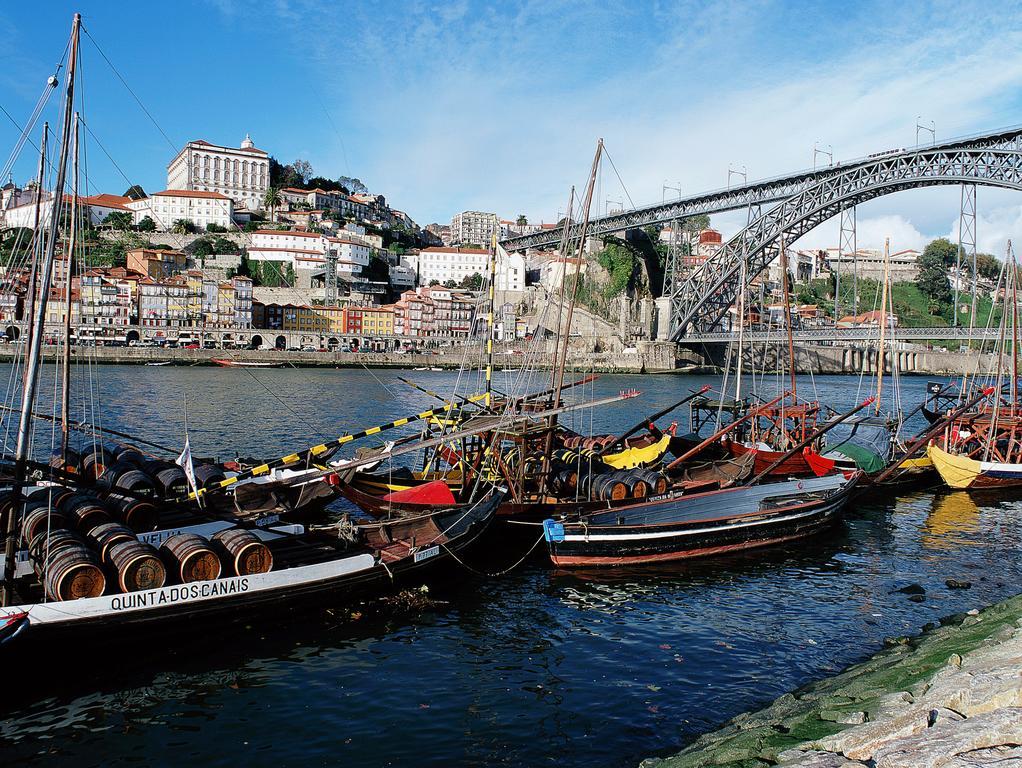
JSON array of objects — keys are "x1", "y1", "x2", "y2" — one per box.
[
  {"x1": 21, "y1": 486, "x2": 160, "y2": 535},
  {"x1": 28, "y1": 526, "x2": 273, "y2": 601},
  {"x1": 560, "y1": 434, "x2": 617, "y2": 452},
  {"x1": 554, "y1": 468, "x2": 669, "y2": 501},
  {"x1": 51, "y1": 444, "x2": 228, "y2": 498}
]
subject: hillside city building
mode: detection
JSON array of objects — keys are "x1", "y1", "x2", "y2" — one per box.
[{"x1": 166, "y1": 135, "x2": 269, "y2": 212}]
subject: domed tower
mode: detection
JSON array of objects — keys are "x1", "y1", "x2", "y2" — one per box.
[{"x1": 240, "y1": 133, "x2": 254, "y2": 150}]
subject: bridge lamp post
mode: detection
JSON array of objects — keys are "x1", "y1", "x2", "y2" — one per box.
[
  {"x1": 605, "y1": 199, "x2": 624, "y2": 217},
  {"x1": 812, "y1": 142, "x2": 833, "y2": 171},
  {"x1": 727, "y1": 166, "x2": 747, "y2": 191},
  {"x1": 915, "y1": 117, "x2": 935, "y2": 148},
  {"x1": 662, "y1": 182, "x2": 682, "y2": 202}
]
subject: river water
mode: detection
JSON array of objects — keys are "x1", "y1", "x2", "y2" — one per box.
[{"x1": 2, "y1": 366, "x2": 1022, "y2": 767}]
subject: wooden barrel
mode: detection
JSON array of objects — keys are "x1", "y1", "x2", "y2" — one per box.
[
  {"x1": 616, "y1": 471, "x2": 648, "y2": 500},
  {"x1": 212, "y1": 529, "x2": 273, "y2": 576},
  {"x1": 21, "y1": 505, "x2": 69, "y2": 545},
  {"x1": 81, "y1": 447, "x2": 116, "y2": 481},
  {"x1": 29, "y1": 528, "x2": 84, "y2": 562},
  {"x1": 108, "y1": 539, "x2": 166, "y2": 592},
  {"x1": 99, "y1": 464, "x2": 157, "y2": 498},
  {"x1": 114, "y1": 446, "x2": 146, "y2": 466},
  {"x1": 152, "y1": 466, "x2": 188, "y2": 498},
  {"x1": 193, "y1": 464, "x2": 226, "y2": 489},
  {"x1": 590, "y1": 474, "x2": 628, "y2": 501},
  {"x1": 635, "y1": 469, "x2": 668, "y2": 495},
  {"x1": 43, "y1": 545, "x2": 106, "y2": 601},
  {"x1": 60, "y1": 494, "x2": 113, "y2": 532},
  {"x1": 49, "y1": 448, "x2": 81, "y2": 476},
  {"x1": 87, "y1": 521, "x2": 137, "y2": 562},
  {"x1": 104, "y1": 494, "x2": 159, "y2": 532},
  {"x1": 161, "y1": 534, "x2": 221, "y2": 583},
  {"x1": 552, "y1": 468, "x2": 578, "y2": 494}
]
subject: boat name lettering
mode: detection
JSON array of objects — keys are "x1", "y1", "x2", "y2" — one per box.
[
  {"x1": 256, "y1": 514, "x2": 280, "y2": 527},
  {"x1": 110, "y1": 578, "x2": 250, "y2": 610},
  {"x1": 413, "y1": 545, "x2": 440, "y2": 563}
]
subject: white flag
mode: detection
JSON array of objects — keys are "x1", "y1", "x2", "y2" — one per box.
[{"x1": 176, "y1": 434, "x2": 199, "y2": 500}]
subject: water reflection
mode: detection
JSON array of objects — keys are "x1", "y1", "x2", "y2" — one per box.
[{"x1": 922, "y1": 492, "x2": 982, "y2": 550}]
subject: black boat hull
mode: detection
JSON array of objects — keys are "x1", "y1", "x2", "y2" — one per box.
[{"x1": 543, "y1": 474, "x2": 857, "y2": 567}]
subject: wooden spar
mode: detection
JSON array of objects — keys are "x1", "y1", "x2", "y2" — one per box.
[
  {"x1": 541, "y1": 141, "x2": 604, "y2": 495},
  {"x1": 3, "y1": 13, "x2": 80, "y2": 608},
  {"x1": 599, "y1": 385, "x2": 712, "y2": 456},
  {"x1": 60, "y1": 113, "x2": 80, "y2": 461},
  {"x1": 872, "y1": 386, "x2": 995, "y2": 484},
  {"x1": 779, "y1": 232, "x2": 797, "y2": 403},
  {"x1": 21, "y1": 124, "x2": 48, "y2": 374},
  {"x1": 295, "y1": 389, "x2": 642, "y2": 487},
  {"x1": 0, "y1": 402, "x2": 179, "y2": 455},
  {"x1": 735, "y1": 260, "x2": 746, "y2": 401},
  {"x1": 664, "y1": 392, "x2": 787, "y2": 471},
  {"x1": 876, "y1": 238, "x2": 890, "y2": 415},
  {"x1": 485, "y1": 233, "x2": 497, "y2": 408},
  {"x1": 189, "y1": 392, "x2": 492, "y2": 500},
  {"x1": 745, "y1": 396, "x2": 875, "y2": 486},
  {"x1": 1011, "y1": 242, "x2": 1018, "y2": 420}
]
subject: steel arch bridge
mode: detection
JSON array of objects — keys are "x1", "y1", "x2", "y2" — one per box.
[
  {"x1": 499, "y1": 126, "x2": 1022, "y2": 253},
  {"x1": 667, "y1": 132, "x2": 1022, "y2": 339}
]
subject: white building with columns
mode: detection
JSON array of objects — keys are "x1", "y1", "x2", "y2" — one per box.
[{"x1": 166, "y1": 135, "x2": 269, "y2": 212}]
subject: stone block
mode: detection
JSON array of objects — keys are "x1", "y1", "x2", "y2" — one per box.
[{"x1": 872, "y1": 707, "x2": 1022, "y2": 768}]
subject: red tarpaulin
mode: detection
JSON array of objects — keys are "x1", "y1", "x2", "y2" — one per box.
[{"x1": 382, "y1": 480, "x2": 456, "y2": 506}]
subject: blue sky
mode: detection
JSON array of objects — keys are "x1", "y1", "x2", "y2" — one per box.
[{"x1": 2, "y1": 0, "x2": 1022, "y2": 252}]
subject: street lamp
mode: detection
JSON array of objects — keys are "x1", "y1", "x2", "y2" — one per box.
[
  {"x1": 662, "y1": 181, "x2": 682, "y2": 202},
  {"x1": 915, "y1": 117, "x2": 935, "y2": 148},
  {"x1": 812, "y1": 142, "x2": 833, "y2": 171},
  {"x1": 727, "y1": 166, "x2": 747, "y2": 190}
]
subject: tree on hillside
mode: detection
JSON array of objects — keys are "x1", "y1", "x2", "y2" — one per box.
[
  {"x1": 103, "y1": 211, "x2": 132, "y2": 230},
  {"x1": 516, "y1": 214, "x2": 528, "y2": 226},
  {"x1": 338, "y1": 176, "x2": 368, "y2": 195},
  {"x1": 292, "y1": 159, "x2": 314, "y2": 185},
  {"x1": 460, "y1": 272, "x2": 483, "y2": 291},
  {"x1": 917, "y1": 244, "x2": 953, "y2": 306},
  {"x1": 263, "y1": 187, "x2": 281, "y2": 223},
  {"x1": 975, "y1": 252, "x2": 1001, "y2": 280},
  {"x1": 171, "y1": 219, "x2": 194, "y2": 234},
  {"x1": 137, "y1": 215, "x2": 156, "y2": 233},
  {"x1": 923, "y1": 237, "x2": 963, "y2": 266}
]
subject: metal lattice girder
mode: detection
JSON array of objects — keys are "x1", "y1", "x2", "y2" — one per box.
[
  {"x1": 671, "y1": 145, "x2": 1022, "y2": 338},
  {"x1": 501, "y1": 126, "x2": 1022, "y2": 252}
]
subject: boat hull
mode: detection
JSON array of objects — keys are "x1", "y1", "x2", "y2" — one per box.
[
  {"x1": 928, "y1": 444, "x2": 1022, "y2": 489},
  {"x1": 724, "y1": 440, "x2": 825, "y2": 477},
  {"x1": 543, "y1": 474, "x2": 857, "y2": 567},
  {"x1": 0, "y1": 493, "x2": 499, "y2": 646}
]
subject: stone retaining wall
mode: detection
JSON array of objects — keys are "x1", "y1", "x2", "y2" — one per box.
[{"x1": 642, "y1": 594, "x2": 1022, "y2": 767}]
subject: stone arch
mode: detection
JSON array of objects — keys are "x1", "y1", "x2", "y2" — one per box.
[
  {"x1": 250, "y1": 334, "x2": 264, "y2": 349},
  {"x1": 5, "y1": 325, "x2": 19, "y2": 341},
  {"x1": 275, "y1": 335, "x2": 287, "y2": 350},
  {"x1": 126, "y1": 329, "x2": 140, "y2": 343}
]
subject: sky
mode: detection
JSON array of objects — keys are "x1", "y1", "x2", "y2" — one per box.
[{"x1": 2, "y1": 0, "x2": 1022, "y2": 253}]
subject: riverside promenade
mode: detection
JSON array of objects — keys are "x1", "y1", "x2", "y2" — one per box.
[{"x1": 643, "y1": 594, "x2": 1022, "y2": 767}]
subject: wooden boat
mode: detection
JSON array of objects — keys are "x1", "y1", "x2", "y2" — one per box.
[
  {"x1": 144, "y1": 361, "x2": 172, "y2": 366},
  {"x1": 927, "y1": 444, "x2": 1022, "y2": 490},
  {"x1": 0, "y1": 488, "x2": 500, "y2": 646},
  {"x1": 541, "y1": 472, "x2": 860, "y2": 567},
  {"x1": 725, "y1": 439, "x2": 833, "y2": 477},
  {"x1": 211, "y1": 358, "x2": 279, "y2": 368}
]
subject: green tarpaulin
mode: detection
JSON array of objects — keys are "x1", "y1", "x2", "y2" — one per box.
[{"x1": 830, "y1": 443, "x2": 886, "y2": 474}]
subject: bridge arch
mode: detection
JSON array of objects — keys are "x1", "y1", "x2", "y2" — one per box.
[{"x1": 671, "y1": 147, "x2": 1022, "y2": 337}]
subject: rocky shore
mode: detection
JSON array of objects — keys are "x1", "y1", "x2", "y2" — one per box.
[{"x1": 642, "y1": 594, "x2": 1022, "y2": 767}]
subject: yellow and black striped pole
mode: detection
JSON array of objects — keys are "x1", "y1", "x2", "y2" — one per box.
[{"x1": 187, "y1": 392, "x2": 489, "y2": 500}]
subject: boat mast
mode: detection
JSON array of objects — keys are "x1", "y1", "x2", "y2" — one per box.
[
  {"x1": 484, "y1": 233, "x2": 497, "y2": 409},
  {"x1": 875, "y1": 238, "x2": 890, "y2": 415},
  {"x1": 735, "y1": 260, "x2": 746, "y2": 402},
  {"x1": 779, "y1": 235, "x2": 797, "y2": 397},
  {"x1": 60, "y1": 113, "x2": 80, "y2": 460},
  {"x1": 2, "y1": 13, "x2": 80, "y2": 607},
  {"x1": 21, "y1": 125, "x2": 49, "y2": 371}
]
